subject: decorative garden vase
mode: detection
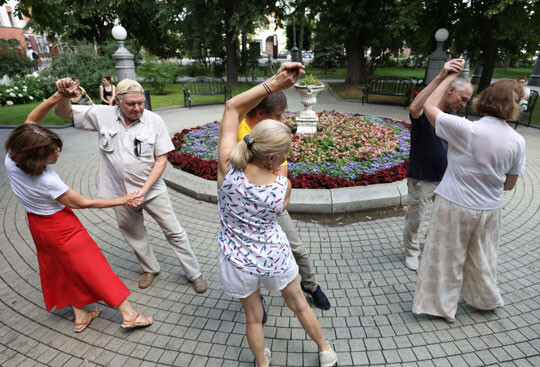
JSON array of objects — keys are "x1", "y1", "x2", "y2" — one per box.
[{"x1": 294, "y1": 84, "x2": 325, "y2": 134}]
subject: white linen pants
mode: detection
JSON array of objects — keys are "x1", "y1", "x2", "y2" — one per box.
[
  {"x1": 412, "y1": 195, "x2": 504, "y2": 319},
  {"x1": 403, "y1": 178, "x2": 439, "y2": 257},
  {"x1": 114, "y1": 190, "x2": 202, "y2": 281},
  {"x1": 278, "y1": 211, "x2": 318, "y2": 292}
]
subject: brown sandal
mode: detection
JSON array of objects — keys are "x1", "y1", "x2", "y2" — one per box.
[
  {"x1": 73, "y1": 307, "x2": 101, "y2": 333},
  {"x1": 121, "y1": 313, "x2": 153, "y2": 329}
]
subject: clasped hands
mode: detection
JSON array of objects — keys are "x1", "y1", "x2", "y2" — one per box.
[{"x1": 123, "y1": 191, "x2": 146, "y2": 207}]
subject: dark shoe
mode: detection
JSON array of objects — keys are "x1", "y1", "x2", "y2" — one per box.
[
  {"x1": 139, "y1": 272, "x2": 156, "y2": 289},
  {"x1": 261, "y1": 296, "x2": 268, "y2": 325},
  {"x1": 301, "y1": 284, "x2": 331, "y2": 310}
]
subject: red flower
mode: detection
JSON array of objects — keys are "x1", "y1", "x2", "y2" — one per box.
[{"x1": 168, "y1": 126, "x2": 410, "y2": 189}]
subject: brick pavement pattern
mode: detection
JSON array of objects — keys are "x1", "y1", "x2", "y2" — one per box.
[{"x1": 1, "y1": 88, "x2": 539, "y2": 366}]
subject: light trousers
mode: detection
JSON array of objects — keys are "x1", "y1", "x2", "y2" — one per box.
[
  {"x1": 277, "y1": 211, "x2": 318, "y2": 292},
  {"x1": 412, "y1": 195, "x2": 504, "y2": 319},
  {"x1": 403, "y1": 178, "x2": 439, "y2": 257},
  {"x1": 114, "y1": 190, "x2": 202, "y2": 281}
]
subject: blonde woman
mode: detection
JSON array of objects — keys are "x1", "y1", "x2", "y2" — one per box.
[{"x1": 216, "y1": 63, "x2": 337, "y2": 367}]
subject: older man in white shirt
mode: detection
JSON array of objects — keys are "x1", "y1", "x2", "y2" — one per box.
[{"x1": 54, "y1": 78, "x2": 207, "y2": 293}]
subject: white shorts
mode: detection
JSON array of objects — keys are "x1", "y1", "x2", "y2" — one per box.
[{"x1": 219, "y1": 254, "x2": 299, "y2": 299}]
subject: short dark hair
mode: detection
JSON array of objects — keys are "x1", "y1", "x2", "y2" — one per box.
[
  {"x1": 473, "y1": 79, "x2": 523, "y2": 121},
  {"x1": 103, "y1": 75, "x2": 112, "y2": 81},
  {"x1": 247, "y1": 91, "x2": 287, "y2": 117},
  {"x1": 5, "y1": 124, "x2": 63, "y2": 175}
]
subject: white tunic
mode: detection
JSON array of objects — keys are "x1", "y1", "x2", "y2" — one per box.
[{"x1": 434, "y1": 113, "x2": 526, "y2": 210}]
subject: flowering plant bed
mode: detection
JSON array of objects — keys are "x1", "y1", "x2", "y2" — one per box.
[{"x1": 168, "y1": 111, "x2": 410, "y2": 189}]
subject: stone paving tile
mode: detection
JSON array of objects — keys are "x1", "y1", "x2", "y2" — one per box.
[{"x1": 1, "y1": 100, "x2": 540, "y2": 366}]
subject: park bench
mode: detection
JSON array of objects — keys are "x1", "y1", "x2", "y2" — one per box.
[
  {"x1": 182, "y1": 77, "x2": 232, "y2": 108},
  {"x1": 463, "y1": 90, "x2": 538, "y2": 129},
  {"x1": 362, "y1": 77, "x2": 413, "y2": 108}
]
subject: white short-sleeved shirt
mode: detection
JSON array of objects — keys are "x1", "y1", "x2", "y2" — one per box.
[
  {"x1": 434, "y1": 113, "x2": 526, "y2": 210},
  {"x1": 5, "y1": 155, "x2": 68, "y2": 215},
  {"x1": 72, "y1": 105, "x2": 174, "y2": 200}
]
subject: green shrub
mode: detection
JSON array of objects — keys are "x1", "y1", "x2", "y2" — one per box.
[
  {"x1": 0, "y1": 39, "x2": 34, "y2": 77},
  {"x1": 0, "y1": 74, "x2": 47, "y2": 106},
  {"x1": 137, "y1": 55, "x2": 175, "y2": 94},
  {"x1": 43, "y1": 45, "x2": 113, "y2": 99}
]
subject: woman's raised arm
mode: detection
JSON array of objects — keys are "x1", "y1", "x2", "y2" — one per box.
[{"x1": 217, "y1": 62, "x2": 304, "y2": 183}]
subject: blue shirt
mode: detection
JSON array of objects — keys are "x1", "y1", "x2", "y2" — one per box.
[{"x1": 406, "y1": 112, "x2": 448, "y2": 181}]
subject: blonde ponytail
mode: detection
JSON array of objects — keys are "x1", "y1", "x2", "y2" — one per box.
[
  {"x1": 230, "y1": 140, "x2": 253, "y2": 170},
  {"x1": 230, "y1": 119, "x2": 291, "y2": 170}
]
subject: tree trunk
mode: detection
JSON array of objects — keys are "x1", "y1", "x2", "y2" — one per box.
[
  {"x1": 225, "y1": 31, "x2": 239, "y2": 86},
  {"x1": 477, "y1": 37, "x2": 498, "y2": 93},
  {"x1": 298, "y1": 7, "x2": 305, "y2": 64},
  {"x1": 345, "y1": 37, "x2": 368, "y2": 84}
]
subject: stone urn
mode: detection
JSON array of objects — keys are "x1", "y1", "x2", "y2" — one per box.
[{"x1": 294, "y1": 83, "x2": 325, "y2": 134}]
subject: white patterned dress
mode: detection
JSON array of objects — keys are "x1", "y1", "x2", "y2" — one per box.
[{"x1": 217, "y1": 165, "x2": 292, "y2": 277}]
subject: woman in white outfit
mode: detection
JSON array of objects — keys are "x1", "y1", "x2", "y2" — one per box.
[{"x1": 412, "y1": 59, "x2": 526, "y2": 323}]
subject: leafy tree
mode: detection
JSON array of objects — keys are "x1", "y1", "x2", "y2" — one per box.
[
  {"x1": 174, "y1": 0, "x2": 281, "y2": 86},
  {"x1": 14, "y1": 0, "x2": 179, "y2": 57},
  {"x1": 450, "y1": 0, "x2": 540, "y2": 92},
  {"x1": 314, "y1": 0, "x2": 408, "y2": 83}
]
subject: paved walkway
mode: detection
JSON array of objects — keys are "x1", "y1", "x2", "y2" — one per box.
[{"x1": 1, "y1": 88, "x2": 539, "y2": 366}]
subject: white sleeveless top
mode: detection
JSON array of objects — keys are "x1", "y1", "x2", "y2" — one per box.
[{"x1": 217, "y1": 165, "x2": 292, "y2": 276}]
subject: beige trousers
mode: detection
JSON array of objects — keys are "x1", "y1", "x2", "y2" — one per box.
[
  {"x1": 277, "y1": 211, "x2": 318, "y2": 292},
  {"x1": 114, "y1": 190, "x2": 202, "y2": 281},
  {"x1": 412, "y1": 195, "x2": 504, "y2": 319},
  {"x1": 403, "y1": 178, "x2": 439, "y2": 257}
]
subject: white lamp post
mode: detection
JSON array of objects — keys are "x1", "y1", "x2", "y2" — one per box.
[
  {"x1": 425, "y1": 28, "x2": 449, "y2": 85},
  {"x1": 111, "y1": 25, "x2": 136, "y2": 81}
]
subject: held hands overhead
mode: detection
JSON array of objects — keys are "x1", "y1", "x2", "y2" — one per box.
[
  {"x1": 268, "y1": 62, "x2": 306, "y2": 91},
  {"x1": 55, "y1": 77, "x2": 79, "y2": 98},
  {"x1": 441, "y1": 59, "x2": 465, "y2": 79}
]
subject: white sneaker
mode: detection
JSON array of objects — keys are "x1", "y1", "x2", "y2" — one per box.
[
  {"x1": 319, "y1": 346, "x2": 337, "y2": 367},
  {"x1": 405, "y1": 255, "x2": 419, "y2": 271},
  {"x1": 256, "y1": 348, "x2": 271, "y2": 367}
]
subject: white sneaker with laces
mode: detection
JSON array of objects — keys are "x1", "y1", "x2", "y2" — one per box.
[
  {"x1": 405, "y1": 255, "x2": 419, "y2": 271},
  {"x1": 319, "y1": 345, "x2": 337, "y2": 367}
]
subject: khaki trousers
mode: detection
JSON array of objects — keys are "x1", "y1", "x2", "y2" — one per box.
[
  {"x1": 114, "y1": 190, "x2": 202, "y2": 281},
  {"x1": 403, "y1": 178, "x2": 439, "y2": 257},
  {"x1": 412, "y1": 195, "x2": 504, "y2": 319},
  {"x1": 278, "y1": 211, "x2": 318, "y2": 292}
]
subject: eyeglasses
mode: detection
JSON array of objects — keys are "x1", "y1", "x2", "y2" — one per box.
[{"x1": 134, "y1": 138, "x2": 141, "y2": 157}]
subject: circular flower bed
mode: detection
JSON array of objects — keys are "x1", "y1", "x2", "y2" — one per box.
[{"x1": 168, "y1": 110, "x2": 410, "y2": 189}]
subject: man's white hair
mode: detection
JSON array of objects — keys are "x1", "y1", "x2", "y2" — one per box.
[{"x1": 450, "y1": 77, "x2": 472, "y2": 92}]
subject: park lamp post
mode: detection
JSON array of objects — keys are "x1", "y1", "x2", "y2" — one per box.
[
  {"x1": 290, "y1": 17, "x2": 300, "y2": 62},
  {"x1": 425, "y1": 28, "x2": 449, "y2": 85},
  {"x1": 111, "y1": 25, "x2": 136, "y2": 82},
  {"x1": 528, "y1": 51, "x2": 540, "y2": 86}
]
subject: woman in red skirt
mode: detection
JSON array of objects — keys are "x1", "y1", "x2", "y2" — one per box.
[{"x1": 5, "y1": 90, "x2": 153, "y2": 333}]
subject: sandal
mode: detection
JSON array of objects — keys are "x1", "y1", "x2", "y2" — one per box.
[
  {"x1": 121, "y1": 313, "x2": 153, "y2": 329},
  {"x1": 73, "y1": 307, "x2": 101, "y2": 333}
]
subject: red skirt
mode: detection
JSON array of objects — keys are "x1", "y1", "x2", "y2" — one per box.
[{"x1": 27, "y1": 207, "x2": 130, "y2": 311}]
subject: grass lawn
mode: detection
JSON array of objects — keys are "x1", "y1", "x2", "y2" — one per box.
[
  {"x1": 0, "y1": 102, "x2": 69, "y2": 125},
  {"x1": 141, "y1": 81, "x2": 258, "y2": 109},
  {"x1": 329, "y1": 81, "x2": 540, "y2": 126},
  {"x1": 0, "y1": 82, "x2": 259, "y2": 126}
]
